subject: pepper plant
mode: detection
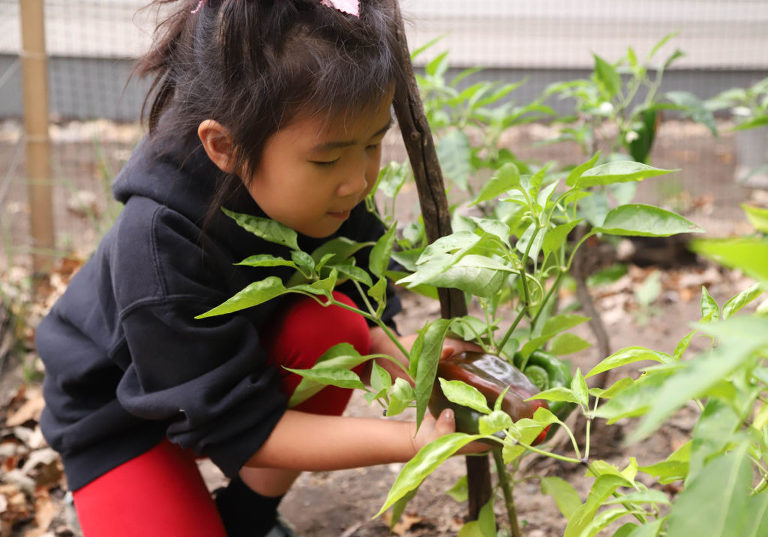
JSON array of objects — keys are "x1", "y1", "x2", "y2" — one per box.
[{"x1": 197, "y1": 152, "x2": 702, "y2": 536}]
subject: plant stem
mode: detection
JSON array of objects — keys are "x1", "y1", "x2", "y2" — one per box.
[
  {"x1": 493, "y1": 448, "x2": 522, "y2": 537},
  {"x1": 530, "y1": 271, "x2": 564, "y2": 333},
  {"x1": 497, "y1": 307, "x2": 527, "y2": 358}
]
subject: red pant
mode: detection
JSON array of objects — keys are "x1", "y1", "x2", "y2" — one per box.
[{"x1": 73, "y1": 292, "x2": 370, "y2": 537}]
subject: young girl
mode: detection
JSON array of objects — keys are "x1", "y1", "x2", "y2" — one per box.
[{"x1": 35, "y1": 1, "x2": 478, "y2": 536}]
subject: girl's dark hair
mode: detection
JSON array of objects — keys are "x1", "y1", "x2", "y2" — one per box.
[{"x1": 134, "y1": 0, "x2": 401, "y2": 214}]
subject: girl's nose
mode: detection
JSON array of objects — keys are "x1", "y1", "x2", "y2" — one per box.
[{"x1": 337, "y1": 165, "x2": 368, "y2": 198}]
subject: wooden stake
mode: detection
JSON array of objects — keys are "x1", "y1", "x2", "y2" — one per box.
[
  {"x1": 387, "y1": 0, "x2": 492, "y2": 521},
  {"x1": 20, "y1": 0, "x2": 55, "y2": 282}
]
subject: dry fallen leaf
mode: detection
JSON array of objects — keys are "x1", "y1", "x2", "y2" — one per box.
[
  {"x1": 31, "y1": 490, "x2": 58, "y2": 535},
  {"x1": 6, "y1": 388, "x2": 45, "y2": 428},
  {"x1": 390, "y1": 512, "x2": 424, "y2": 536}
]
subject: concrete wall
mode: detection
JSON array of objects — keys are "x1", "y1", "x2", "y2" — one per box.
[{"x1": 1, "y1": 0, "x2": 766, "y2": 121}]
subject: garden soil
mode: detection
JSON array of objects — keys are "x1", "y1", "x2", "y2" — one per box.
[{"x1": 0, "y1": 119, "x2": 765, "y2": 536}]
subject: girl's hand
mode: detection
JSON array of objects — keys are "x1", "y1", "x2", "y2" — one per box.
[
  {"x1": 410, "y1": 408, "x2": 491, "y2": 456},
  {"x1": 440, "y1": 337, "x2": 483, "y2": 360}
]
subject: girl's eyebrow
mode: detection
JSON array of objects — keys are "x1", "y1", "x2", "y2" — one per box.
[{"x1": 310, "y1": 118, "x2": 394, "y2": 152}]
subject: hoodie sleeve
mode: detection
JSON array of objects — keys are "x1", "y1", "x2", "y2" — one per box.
[
  {"x1": 115, "y1": 298, "x2": 286, "y2": 478},
  {"x1": 110, "y1": 199, "x2": 288, "y2": 478}
]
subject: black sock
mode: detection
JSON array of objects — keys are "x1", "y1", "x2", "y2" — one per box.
[{"x1": 214, "y1": 477, "x2": 283, "y2": 537}]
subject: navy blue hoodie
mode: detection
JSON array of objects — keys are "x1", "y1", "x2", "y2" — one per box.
[{"x1": 36, "y1": 135, "x2": 401, "y2": 490}]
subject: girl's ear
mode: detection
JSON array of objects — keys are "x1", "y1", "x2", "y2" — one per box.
[{"x1": 198, "y1": 119, "x2": 236, "y2": 174}]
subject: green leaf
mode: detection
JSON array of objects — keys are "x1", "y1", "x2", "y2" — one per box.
[
  {"x1": 196, "y1": 277, "x2": 287, "y2": 318},
  {"x1": 478, "y1": 499, "x2": 497, "y2": 537},
  {"x1": 367, "y1": 276, "x2": 387, "y2": 312},
  {"x1": 613, "y1": 523, "x2": 640, "y2": 537},
  {"x1": 626, "y1": 519, "x2": 664, "y2": 537},
  {"x1": 564, "y1": 475, "x2": 630, "y2": 537},
  {"x1": 665, "y1": 443, "x2": 752, "y2": 537},
  {"x1": 472, "y1": 163, "x2": 521, "y2": 206},
  {"x1": 543, "y1": 220, "x2": 582, "y2": 256},
  {"x1": 639, "y1": 440, "x2": 690, "y2": 485},
  {"x1": 310, "y1": 237, "x2": 370, "y2": 265},
  {"x1": 549, "y1": 333, "x2": 592, "y2": 356},
  {"x1": 565, "y1": 152, "x2": 601, "y2": 187},
  {"x1": 722, "y1": 283, "x2": 762, "y2": 319},
  {"x1": 603, "y1": 489, "x2": 670, "y2": 506},
  {"x1": 290, "y1": 250, "x2": 315, "y2": 275},
  {"x1": 593, "y1": 53, "x2": 621, "y2": 99},
  {"x1": 691, "y1": 238, "x2": 768, "y2": 283},
  {"x1": 587, "y1": 347, "x2": 672, "y2": 378},
  {"x1": 387, "y1": 378, "x2": 415, "y2": 416},
  {"x1": 389, "y1": 488, "x2": 419, "y2": 532},
  {"x1": 666, "y1": 91, "x2": 718, "y2": 136},
  {"x1": 414, "y1": 319, "x2": 451, "y2": 428},
  {"x1": 742, "y1": 492, "x2": 768, "y2": 537},
  {"x1": 329, "y1": 263, "x2": 371, "y2": 287},
  {"x1": 594, "y1": 368, "x2": 674, "y2": 423},
  {"x1": 478, "y1": 410, "x2": 513, "y2": 435},
  {"x1": 437, "y1": 130, "x2": 472, "y2": 190},
  {"x1": 574, "y1": 162, "x2": 676, "y2": 189},
  {"x1": 472, "y1": 218, "x2": 511, "y2": 246},
  {"x1": 571, "y1": 369, "x2": 589, "y2": 407},
  {"x1": 516, "y1": 223, "x2": 545, "y2": 261},
  {"x1": 288, "y1": 344, "x2": 368, "y2": 406},
  {"x1": 735, "y1": 116, "x2": 768, "y2": 130},
  {"x1": 458, "y1": 500, "x2": 496, "y2": 537},
  {"x1": 531, "y1": 386, "x2": 582, "y2": 404},
  {"x1": 236, "y1": 254, "x2": 297, "y2": 269},
  {"x1": 222, "y1": 208, "x2": 299, "y2": 250},
  {"x1": 284, "y1": 366, "x2": 364, "y2": 392},
  {"x1": 291, "y1": 270, "x2": 337, "y2": 298},
  {"x1": 541, "y1": 476, "x2": 582, "y2": 520},
  {"x1": 673, "y1": 330, "x2": 696, "y2": 361},
  {"x1": 439, "y1": 378, "x2": 492, "y2": 415},
  {"x1": 587, "y1": 263, "x2": 628, "y2": 287},
  {"x1": 542, "y1": 314, "x2": 591, "y2": 336},
  {"x1": 687, "y1": 399, "x2": 741, "y2": 483},
  {"x1": 375, "y1": 433, "x2": 484, "y2": 517},
  {"x1": 597, "y1": 204, "x2": 703, "y2": 237},
  {"x1": 580, "y1": 507, "x2": 627, "y2": 537},
  {"x1": 579, "y1": 191, "x2": 609, "y2": 227},
  {"x1": 647, "y1": 31, "x2": 678, "y2": 61},
  {"x1": 700, "y1": 286, "x2": 720, "y2": 322},
  {"x1": 370, "y1": 361, "x2": 392, "y2": 395},
  {"x1": 370, "y1": 226, "x2": 396, "y2": 278},
  {"x1": 446, "y1": 475, "x2": 468, "y2": 502},
  {"x1": 628, "y1": 336, "x2": 765, "y2": 442},
  {"x1": 503, "y1": 408, "x2": 560, "y2": 462},
  {"x1": 589, "y1": 376, "x2": 634, "y2": 399},
  {"x1": 635, "y1": 270, "x2": 662, "y2": 307},
  {"x1": 399, "y1": 255, "x2": 512, "y2": 299}
]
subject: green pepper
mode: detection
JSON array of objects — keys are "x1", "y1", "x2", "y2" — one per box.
[
  {"x1": 514, "y1": 349, "x2": 576, "y2": 429},
  {"x1": 429, "y1": 352, "x2": 549, "y2": 444}
]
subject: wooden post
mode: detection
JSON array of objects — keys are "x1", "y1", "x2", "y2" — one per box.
[
  {"x1": 387, "y1": 0, "x2": 493, "y2": 521},
  {"x1": 20, "y1": 0, "x2": 55, "y2": 282}
]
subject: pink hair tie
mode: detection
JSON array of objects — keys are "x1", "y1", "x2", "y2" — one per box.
[
  {"x1": 320, "y1": 0, "x2": 360, "y2": 17},
  {"x1": 191, "y1": 0, "x2": 360, "y2": 18}
]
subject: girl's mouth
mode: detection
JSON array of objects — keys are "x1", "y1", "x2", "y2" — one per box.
[{"x1": 327, "y1": 209, "x2": 351, "y2": 220}]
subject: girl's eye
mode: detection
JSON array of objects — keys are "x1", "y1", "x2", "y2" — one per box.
[
  {"x1": 310, "y1": 158, "x2": 339, "y2": 167},
  {"x1": 366, "y1": 143, "x2": 381, "y2": 151}
]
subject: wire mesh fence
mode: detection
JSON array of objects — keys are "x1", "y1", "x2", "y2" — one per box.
[{"x1": 1, "y1": 0, "x2": 767, "y2": 273}]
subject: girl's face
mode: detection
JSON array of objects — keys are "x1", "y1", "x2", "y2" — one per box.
[{"x1": 245, "y1": 90, "x2": 394, "y2": 238}]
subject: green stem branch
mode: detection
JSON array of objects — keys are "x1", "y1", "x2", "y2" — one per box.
[{"x1": 493, "y1": 448, "x2": 522, "y2": 537}]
